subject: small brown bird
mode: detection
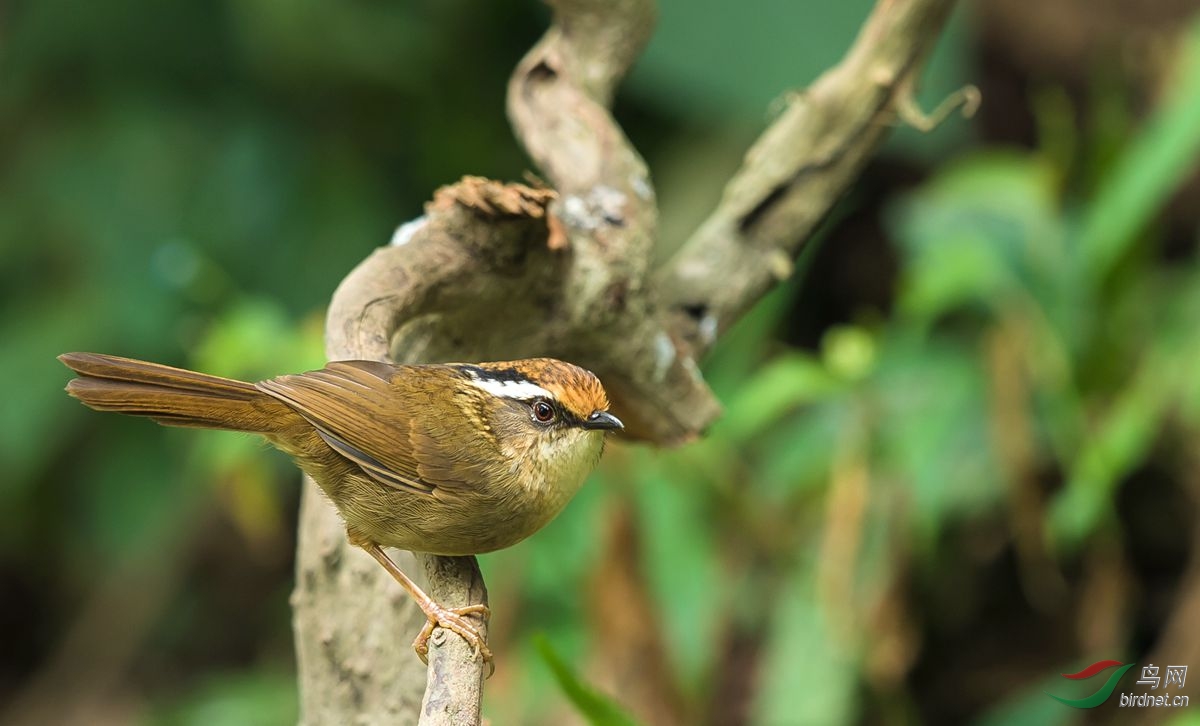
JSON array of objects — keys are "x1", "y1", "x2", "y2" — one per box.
[{"x1": 59, "y1": 352, "x2": 623, "y2": 668}]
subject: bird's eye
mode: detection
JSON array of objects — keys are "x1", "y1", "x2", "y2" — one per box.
[{"x1": 531, "y1": 400, "x2": 556, "y2": 423}]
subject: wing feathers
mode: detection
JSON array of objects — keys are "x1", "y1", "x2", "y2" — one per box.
[
  {"x1": 256, "y1": 361, "x2": 478, "y2": 498},
  {"x1": 313, "y1": 427, "x2": 433, "y2": 495}
]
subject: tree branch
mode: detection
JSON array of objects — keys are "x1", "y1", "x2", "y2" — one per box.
[
  {"x1": 294, "y1": 0, "x2": 960, "y2": 722},
  {"x1": 657, "y1": 0, "x2": 958, "y2": 361},
  {"x1": 508, "y1": 0, "x2": 722, "y2": 445}
]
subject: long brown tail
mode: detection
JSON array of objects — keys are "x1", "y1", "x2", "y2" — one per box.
[{"x1": 60, "y1": 352, "x2": 291, "y2": 433}]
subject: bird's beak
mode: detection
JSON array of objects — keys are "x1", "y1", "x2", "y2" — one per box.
[{"x1": 582, "y1": 410, "x2": 624, "y2": 431}]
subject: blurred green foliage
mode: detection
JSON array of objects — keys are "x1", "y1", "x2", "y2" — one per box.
[
  {"x1": 4, "y1": 0, "x2": 1200, "y2": 724},
  {"x1": 535, "y1": 635, "x2": 643, "y2": 726},
  {"x1": 149, "y1": 669, "x2": 297, "y2": 726}
]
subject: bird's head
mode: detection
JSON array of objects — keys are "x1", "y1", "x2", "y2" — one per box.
[{"x1": 454, "y1": 358, "x2": 622, "y2": 483}]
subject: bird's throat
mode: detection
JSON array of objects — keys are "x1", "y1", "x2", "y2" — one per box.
[{"x1": 503, "y1": 431, "x2": 604, "y2": 531}]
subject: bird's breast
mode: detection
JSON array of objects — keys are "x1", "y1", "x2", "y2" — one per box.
[
  {"x1": 355, "y1": 431, "x2": 605, "y2": 556},
  {"x1": 491, "y1": 431, "x2": 604, "y2": 541}
]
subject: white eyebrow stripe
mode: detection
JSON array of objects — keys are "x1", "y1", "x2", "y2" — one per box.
[{"x1": 467, "y1": 377, "x2": 554, "y2": 401}]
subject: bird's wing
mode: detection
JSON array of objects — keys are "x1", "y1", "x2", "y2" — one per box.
[{"x1": 256, "y1": 361, "x2": 488, "y2": 498}]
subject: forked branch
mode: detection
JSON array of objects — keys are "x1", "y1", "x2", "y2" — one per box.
[{"x1": 295, "y1": 0, "x2": 960, "y2": 723}]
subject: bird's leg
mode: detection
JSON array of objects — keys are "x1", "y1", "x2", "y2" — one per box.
[{"x1": 350, "y1": 535, "x2": 493, "y2": 672}]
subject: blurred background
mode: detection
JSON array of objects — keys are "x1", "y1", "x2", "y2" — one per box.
[{"x1": 4, "y1": 0, "x2": 1200, "y2": 723}]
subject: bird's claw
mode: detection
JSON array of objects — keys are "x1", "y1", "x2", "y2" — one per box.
[{"x1": 412, "y1": 603, "x2": 494, "y2": 677}]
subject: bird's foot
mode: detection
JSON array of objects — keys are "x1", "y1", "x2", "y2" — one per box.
[
  {"x1": 352, "y1": 539, "x2": 495, "y2": 676},
  {"x1": 412, "y1": 603, "x2": 494, "y2": 676}
]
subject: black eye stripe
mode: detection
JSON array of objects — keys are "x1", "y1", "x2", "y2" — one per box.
[
  {"x1": 456, "y1": 365, "x2": 592, "y2": 427},
  {"x1": 458, "y1": 365, "x2": 528, "y2": 385}
]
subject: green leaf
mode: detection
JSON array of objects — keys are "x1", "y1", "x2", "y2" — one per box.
[
  {"x1": 1077, "y1": 17, "x2": 1200, "y2": 282},
  {"x1": 889, "y1": 152, "x2": 1063, "y2": 322},
  {"x1": 871, "y1": 333, "x2": 1002, "y2": 544},
  {"x1": 1167, "y1": 712, "x2": 1200, "y2": 726},
  {"x1": 1164, "y1": 270, "x2": 1200, "y2": 428},
  {"x1": 630, "y1": 452, "x2": 723, "y2": 690},
  {"x1": 755, "y1": 400, "x2": 846, "y2": 503},
  {"x1": 718, "y1": 352, "x2": 842, "y2": 442},
  {"x1": 972, "y1": 675, "x2": 1092, "y2": 726},
  {"x1": 752, "y1": 559, "x2": 859, "y2": 725},
  {"x1": 191, "y1": 297, "x2": 324, "y2": 380},
  {"x1": 821, "y1": 325, "x2": 878, "y2": 382},
  {"x1": 534, "y1": 634, "x2": 644, "y2": 726},
  {"x1": 898, "y1": 233, "x2": 1014, "y2": 321},
  {"x1": 1049, "y1": 354, "x2": 1177, "y2": 548}
]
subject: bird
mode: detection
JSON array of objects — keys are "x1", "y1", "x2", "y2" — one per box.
[{"x1": 58, "y1": 352, "x2": 624, "y2": 669}]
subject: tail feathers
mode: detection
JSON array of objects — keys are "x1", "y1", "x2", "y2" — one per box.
[
  {"x1": 60, "y1": 352, "x2": 258, "y2": 397},
  {"x1": 60, "y1": 352, "x2": 289, "y2": 433}
]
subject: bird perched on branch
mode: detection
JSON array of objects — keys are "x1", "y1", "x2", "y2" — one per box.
[{"x1": 59, "y1": 352, "x2": 623, "y2": 669}]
